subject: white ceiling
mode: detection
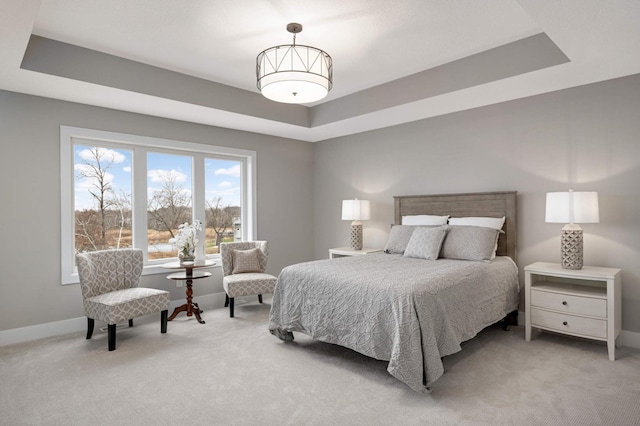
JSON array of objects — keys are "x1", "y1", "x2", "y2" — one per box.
[{"x1": 1, "y1": 0, "x2": 640, "y2": 142}]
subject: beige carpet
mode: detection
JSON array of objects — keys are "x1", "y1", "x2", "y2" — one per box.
[{"x1": 2, "y1": 299, "x2": 640, "y2": 426}]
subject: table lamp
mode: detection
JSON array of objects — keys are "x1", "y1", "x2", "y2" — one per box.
[
  {"x1": 545, "y1": 190, "x2": 599, "y2": 270},
  {"x1": 342, "y1": 199, "x2": 370, "y2": 250}
]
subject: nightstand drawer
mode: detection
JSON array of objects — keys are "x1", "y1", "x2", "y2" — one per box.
[
  {"x1": 531, "y1": 288, "x2": 606, "y2": 318},
  {"x1": 531, "y1": 308, "x2": 607, "y2": 339}
]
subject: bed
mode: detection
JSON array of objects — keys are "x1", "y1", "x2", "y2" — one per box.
[{"x1": 268, "y1": 191, "x2": 519, "y2": 393}]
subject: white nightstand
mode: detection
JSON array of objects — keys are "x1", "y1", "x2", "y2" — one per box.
[
  {"x1": 329, "y1": 247, "x2": 383, "y2": 259},
  {"x1": 524, "y1": 262, "x2": 622, "y2": 361}
]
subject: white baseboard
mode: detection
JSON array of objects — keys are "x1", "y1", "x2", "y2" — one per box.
[
  {"x1": 0, "y1": 316, "x2": 88, "y2": 347},
  {"x1": 0, "y1": 292, "x2": 228, "y2": 347},
  {"x1": 3, "y1": 302, "x2": 639, "y2": 350},
  {"x1": 621, "y1": 330, "x2": 640, "y2": 350}
]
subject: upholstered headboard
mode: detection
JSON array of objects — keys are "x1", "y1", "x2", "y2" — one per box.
[{"x1": 393, "y1": 191, "x2": 517, "y2": 262}]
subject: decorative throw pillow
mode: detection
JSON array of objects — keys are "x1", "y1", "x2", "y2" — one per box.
[
  {"x1": 402, "y1": 214, "x2": 449, "y2": 226},
  {"x1": 439, "y1": 225, "x2": 500, "y2": 262},
  {"x1": 403, "y1": 226, "x2": 447, "y2": 260},
  {"x1": 232, "y1": 248, "x2": 262, "y2": 274},
  {"x1": 384, "y1": 225, "x2": 417, "y2": 254}
]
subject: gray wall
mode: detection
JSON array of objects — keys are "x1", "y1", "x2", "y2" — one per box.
[
  {"x1": 2, "y1": 73, "x2": 640, "y2": 336},
  {"x1": 0, "y1": 90, "x2": 314, "y2": 331},
  {"x1": 313, "y1": 74, "x2": 640, "y2": 333}
]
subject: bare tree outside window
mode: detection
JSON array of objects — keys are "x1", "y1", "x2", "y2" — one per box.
[
  {"x1": 74, "y1": 146, "x2": 132, "y2": 253},
  {"x1": 206, "y1": 197, "x2": 240, "y2": 253},
  {"x1": 112, "y1": 189, "x2": 132, "y2": 249},
  {"x1": 147, "y1": 170, "x2": 191, "y2": 238}
]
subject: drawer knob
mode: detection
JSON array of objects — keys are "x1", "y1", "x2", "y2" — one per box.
[
  {"x1": 562, "y1": 301, "x2": 567, "y2": 306},
  {"x1": 563, "y1": 321, "x2": 568, "y2": 326}
]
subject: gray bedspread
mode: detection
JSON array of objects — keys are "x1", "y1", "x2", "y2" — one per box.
[{"x1": 268, "y1": 253, "x2": 519, "y2": 392}]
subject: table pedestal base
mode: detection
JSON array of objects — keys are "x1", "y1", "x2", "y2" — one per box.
[
  {"x1": 166, "y1": 272, "x2": 211, "y2": 325},
  {"x1": 168, "y1": 301, "x2": 205, "y2": 324}
]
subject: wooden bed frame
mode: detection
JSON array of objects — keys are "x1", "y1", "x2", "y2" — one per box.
[{"x1": 394, "y1": 191, "x2": 517, "y2": 263}]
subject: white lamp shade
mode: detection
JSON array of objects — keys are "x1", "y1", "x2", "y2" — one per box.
[
  {"x1": 545, "y1": 191, "x2": 599, "y2": 224},
  {"x1": 259, "y1": 72, "x2": 329, "y2": 104},
  {"x1": 342, "y1": 199, "x2": 371, "y2": 221}
]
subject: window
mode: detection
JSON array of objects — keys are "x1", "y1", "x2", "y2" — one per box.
[
  {"x1": 74, "y1": 145, "x2": 133, "y2": 252},
  {"x1": 61, "y1": 126, "x2": 256, "y2": 284},
  {"x1": 146, "y1": 152, "x2": 193, "y2": 261},
  {"x1": 204, "y1": 157, "x2": 243, "y2": 254}
]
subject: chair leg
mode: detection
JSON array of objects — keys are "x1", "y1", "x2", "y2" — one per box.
[
  {"x1": 86, "y1": 318, "x2": 94, "y2": 340},
  {"x1": 161, "y1": 310, "x2": 168, "y2": 334},
  {"x1": 108, "y1": 324, "x2": 116, "y2": 351},
  {"x1": 258, "y1": 294, "x2": 263, "y2": 304},
  {"x1": 128, "y1": 319, "x2": 134, "y2": 327},
  {"x1": 224, "y1": 294, "x2": 229, "y2": 307},
  {"x1": 229, "y1": 297, "x2": 234, "y2": 318}
]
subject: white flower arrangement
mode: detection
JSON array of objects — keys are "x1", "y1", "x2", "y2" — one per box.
[{"x1": 168, "y1": 220, "x2": 202, "y2": 261}]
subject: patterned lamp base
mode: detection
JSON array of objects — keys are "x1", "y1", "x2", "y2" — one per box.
[
  {"x1": 561, "y1": 228, "x2": 583, "y2": 270},
  {"x1": 350, "y1": 222, "x2": 363, "y2": 250}
]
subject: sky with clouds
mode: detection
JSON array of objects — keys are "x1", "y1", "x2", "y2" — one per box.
[{"x1": 74, "y1": 145, "x2": 241, "y2": 211}]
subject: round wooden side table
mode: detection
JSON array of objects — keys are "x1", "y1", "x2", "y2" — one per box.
[{"x1": 163, "y1": 260, "x2": 215, "y2": 324}]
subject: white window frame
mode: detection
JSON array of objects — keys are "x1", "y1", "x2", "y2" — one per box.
[{"x1": 60, "y1": 126, "x2": 256, "y2": 285}]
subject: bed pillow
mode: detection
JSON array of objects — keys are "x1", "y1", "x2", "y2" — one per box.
[
  {"x1": 232, "y1": 248, "x2": 263, "y2": 274},
  {"x1": 403, "y1": 226, "x2": 447, "y2": 260},
  {"x1": 448, "y1": 216, "x2": 505, "y2": 259},
  {"x1": 402, "y1": 214, "x2": 449, "y2": 226},
  {"x1": 383, "y1": 225, "x2": 418, "y2": 254},
  {"x1": 448, "y1": 216, "x2": 505, "y2": 230},
  {"x1": 439, "y1": 225, "x2": 500, "y2": 262}
]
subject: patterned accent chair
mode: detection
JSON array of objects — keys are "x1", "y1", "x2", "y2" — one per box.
[
  {"x1": 220, "y1": 241, "x2": 277, "y2": 318},
  {"x1": 76, "y1": 249, "x2": 170, "y2": 351}
]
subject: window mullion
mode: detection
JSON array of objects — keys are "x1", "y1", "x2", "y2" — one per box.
[
  {"x1": 193, "y1": 153, "x2": 206, "y2": 258},
  {"x1": 245, "y1": 155, "x2": 256, "y2": 241},
  {"x1": 133, "y1": 146, "x2": 148, "y2": 262}
]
